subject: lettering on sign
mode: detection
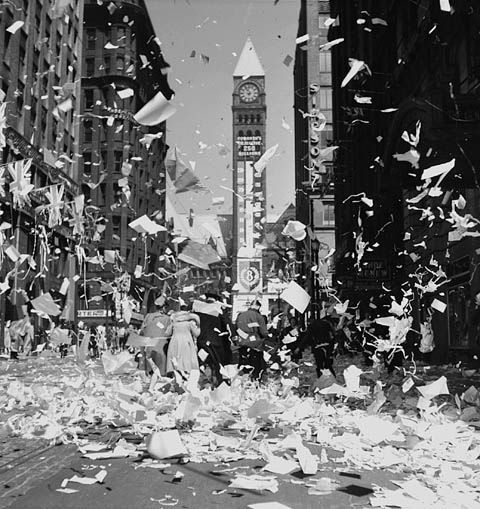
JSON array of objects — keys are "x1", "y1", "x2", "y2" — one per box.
[
  {"x1": 77, "y1": 309, "x2": 108, "y2": 318},
  {"x1": 236, "y1": 135, "x2": 262, "y2": 158}
]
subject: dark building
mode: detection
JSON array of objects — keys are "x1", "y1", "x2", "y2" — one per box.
[
  {"x1": 294, "y1": 0, "x2": 335, "y2": 318},
  {"x1": 0, "y1": 0, "x2": 83, "y2": 344},
  {"x1": 79, "y1": 0, "x2": 173, "y2": 325},
  {"x1": 330, "y1": 0, "x2": 480, "y2": 359}
]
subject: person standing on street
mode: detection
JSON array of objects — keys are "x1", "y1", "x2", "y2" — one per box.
[
  {"x1": 141, "y1": 296, "x2": 171, "y2": 375},
  {"x1": 194, "y1": 294, "x2": 232, "y2": 386},
  {"x1": 295, "y1": 316, "x2": 337, "y2": 378},
  {"x1": 235, "y1": 299, "x2": 269, "y2": 380},
  {"x1": 165, "y1": 305, "x2": 201, "y2": 374}
]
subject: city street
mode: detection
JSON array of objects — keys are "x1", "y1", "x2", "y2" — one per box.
[
  {"x1": 1, "y1": 354, "x2": 480, "y2": 508},
  {"x1": 1, "y1": 0, "x2": 480, "y2": 507}
]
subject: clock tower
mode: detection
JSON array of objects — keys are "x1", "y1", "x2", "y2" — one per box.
[{"x1": 232, "y1": 38, "x2": 267, "y2": 314}]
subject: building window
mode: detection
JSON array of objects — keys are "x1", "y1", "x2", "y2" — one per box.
[
  {"x1": 318, "y1": 89, "x2": 332, "y2": 110},
  {"x1": 84, "y1": 89, "x2": 94, "y2": 109},
  {"x1": 83, "y1": 119, "x2": 93, "y2": 142},
  {"x1": 312, "y1": 200, "x2": 335, "y2": 227},
  {"x1": 86, "y1": 58, "x2": 95, "y2": 76},
  {"x1": 87, "y1": 29, "x2": 96, "y2": 50},
  {"x1": 319, "y1": 52, "x2": 331, "y2": 73},
  {"x1": 323, "y1": 203, "x2": 335, "y2": 226},
  {"x1": 116, "y1": 55, "x2": 124, "y2": 71},
  {"x1": 83, "y1": 152, "x2": 92, "y2": 175},
  {"x1": 112, "y1": 215, "x2": 121, "y2": 236},
  {"x1": 114, "y1": 151, "x2": 122, "y2": 173}
]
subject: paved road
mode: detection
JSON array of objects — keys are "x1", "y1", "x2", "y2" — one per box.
[{"x1": 1, "y1": 438, "x2": 404, "y2": 509}]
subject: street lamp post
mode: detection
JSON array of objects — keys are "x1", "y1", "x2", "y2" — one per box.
[{"x1": 311, "y1": 238, "x2": 320, "y2": 320}]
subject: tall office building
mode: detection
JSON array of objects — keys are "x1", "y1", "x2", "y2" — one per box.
[
  {"x1": 231, "y1": 38, "x2": 268, "y2": 315},
  {"x1": 0, "y1": 0, "x2": 83, "y2": 342},
  {"x1": 294, "y1": 0, "x2": 335, "y2": 318},
  {"x1": 329, "y1": 0, "x2": 480, "y2": 360},
  {"x1": 79, "y1": 0, "x2": 173, "y2": 324}
]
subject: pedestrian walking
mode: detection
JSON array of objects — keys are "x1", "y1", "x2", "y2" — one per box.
[
  {"x1": 165, "y1": 306, "x2": 201, "y2": 374},
  {"x1": 295, "y1": 316, "x2": 336, "y2": 378},
  {"x1": 141, "y1": 296, "x2": 172, "y2": 375},
  {"x1": 193, "y1": 295, "x2": 232, "y2": 385},
  {"x1": 235, "y1": 299, "x2": 269, "y2": 380}
]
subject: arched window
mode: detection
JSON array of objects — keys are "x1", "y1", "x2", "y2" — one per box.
[
  {"x1": 254, "y1": 130, "x2": 261, "y2": 137},
  {"x1": 238, "y1": 130, "x2": 244, "y2": 137},
  {"x1": 246, "y1": 130, "x2": 253, "y2": 137}
]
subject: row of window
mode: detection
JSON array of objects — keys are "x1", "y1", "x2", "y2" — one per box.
[
  {"x1": 85, "y1": 54, "x2": 133, "y2": 77},
  {"x1": 237, "y1": 114, "x2": 263, "y2": 124},
  {"x1": 237, "y1": 129, "x2": 262, "y2": 137}
]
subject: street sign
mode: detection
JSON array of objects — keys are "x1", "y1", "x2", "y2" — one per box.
[{"x1": 77, "y1": 309, "x2": 108, "y2": 318}]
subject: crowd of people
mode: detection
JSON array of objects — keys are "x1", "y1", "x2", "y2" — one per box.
[{"x1": 1, "y1": 291, "x2": 426, "y2": 386}]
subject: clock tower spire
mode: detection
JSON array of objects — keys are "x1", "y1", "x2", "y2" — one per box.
[{"x1": 231, "y1": 38, "x2": 267, "y2": 315}]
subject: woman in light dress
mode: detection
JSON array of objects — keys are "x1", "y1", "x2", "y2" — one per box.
[{"x1": 166, "y1": 308, "x2": 201, "y2": 374}]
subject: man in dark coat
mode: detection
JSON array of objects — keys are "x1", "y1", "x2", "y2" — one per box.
[
  {"x1": 295, "y1": 317, "x2": 336, "y2": 378},
  {"x1": 193, "y1": 295, "x2": 232, "y2": 385},
  {"x1": 235, "y1": 300, "x2": 269, "y2": 380}
]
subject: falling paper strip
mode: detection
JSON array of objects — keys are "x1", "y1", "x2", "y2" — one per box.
[
  {"x1": 118, "y1": 88, "x2": 134, "y2": 99},
  {"x1": 7, "y1": 21, "x2": 24, "y2": 34},
  {"x1": 248, "y1": 503, "x2": 293, "y2": 509},
  {"x1": 421, "y1": 158, "x2": 455, "y2": 180},
  {"x1": 439, "y1": 0, "x2": 451, "y2": 12},
  {"x1": 319, "y1": 38, "x2": 344, "y2": 51},
  {"x1": 128, "y1": 215, "x2": 167, "y2": 235},
  {"x1": 31, "y1": 292, "x2": 61, "y2": 316},
  {"x1": 280, "y1": 281, "x2": 311, "y2": 313},
  {"x1": 212, "y1": 196, "x2": 225, "y2": 206},
  {"x1": 254, "y1": 144, "x2": 279, "y2": 173},
  {"x1": 296, "y1": 34, "x2": 309, "y2": 45},
  {"x1": 341, "y1": 59, "x2": 368, "y2": 88},
  {"x1": 134, "y1": 91, "x2": 176, "y2": 126},
  {"x1": 431, "y1": 298, "x2": 447, "y2": 313}
]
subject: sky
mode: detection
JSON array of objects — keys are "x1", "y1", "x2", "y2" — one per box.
[{"x1": 145, "y1": 0, "x2": 299, "y2": 219}]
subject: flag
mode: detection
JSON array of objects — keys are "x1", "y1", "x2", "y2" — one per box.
[
  {"x1": 69, "y1": 194, "x2": 85, "y2": 236},
  {"x1": 134, "y1": 91, "x2": 176, "y2": 126},
  {"x1": 8, "y1": 159, "x2": 34, "y2": 209},
  {"x1": 45, "y1": 184, "x2": 65, "y2": 228}
]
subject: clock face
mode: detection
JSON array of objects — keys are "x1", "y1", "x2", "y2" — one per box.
[{"x1": 239, "y1": 83, "x2": 259, "y2": 103}]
